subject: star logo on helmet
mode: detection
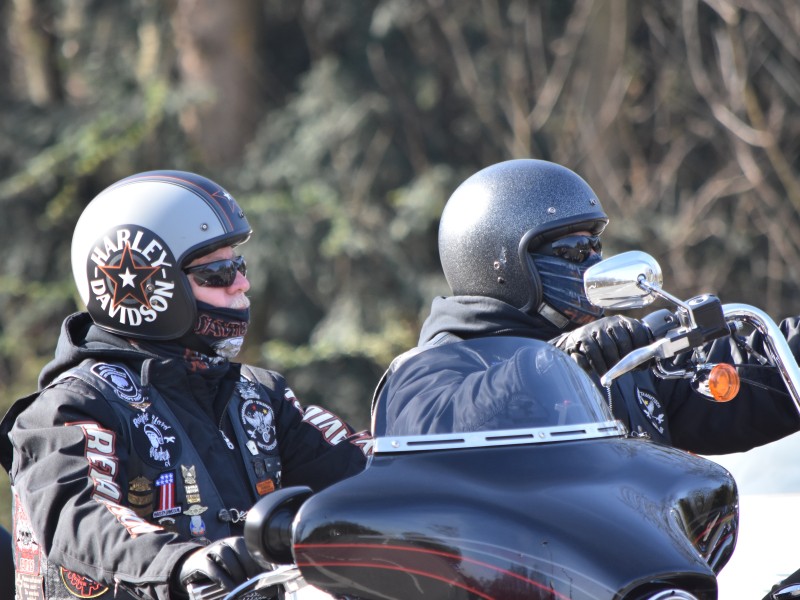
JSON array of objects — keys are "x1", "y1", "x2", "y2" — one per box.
[
  {"x1": 98, "y1": 242, "x2": 160, "y2": 308},
  {"x1": 212, "y1": 188, "x2": 237, "y2": 212}
]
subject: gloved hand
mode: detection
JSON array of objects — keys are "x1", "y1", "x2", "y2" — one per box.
[
  {"x1": 175, "y1": 536, "x2": 262, "y2": 595},
  {"x1": 552, "y1": 315, "x2": 652, "y2": 376}
]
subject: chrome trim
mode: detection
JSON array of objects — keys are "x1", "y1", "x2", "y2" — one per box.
[
  {"x1": 220, "y1": 565, "x2": 315, "y2": 600},
  {"x1": 374, "y1": 420, "x2": 627, "y2": 454},
  {"x1": 772, "y1": 583, "x2": 800, "y2": 599},
  {"x1": 584, "y1": 250, "x2": 663, "y2": 310},
  {"x1": 723, "y1": 303, "x2": 800, "y2": 417},
  {"x1": 644, "y1": 591, "x2": 699, "y2": 600}
]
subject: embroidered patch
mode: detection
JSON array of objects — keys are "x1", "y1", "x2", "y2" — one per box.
[
  {"x1": 59, "y1": 567, "x2": 108, "y2": 598},
  {"x1": 14, "y1": 573, "x2": 44, "y2": 600},
  {"x1": 13, "y1": 495, "x2": 40, "y2": 576},
  {"x1": 127, "y1": 476, "x2": 154, "y2": 518},
  {"x1": 131, "y1": 411, "x2": 181, "y2": 468},
  {"x1": 635, "y1": 388, "x2": 666, "y2": 434},
  {"x1": 236, "y1": 378, "x2": 261, "y2": 400},
  {"x1": 153, "y1": 471, "x2": 182, "y2": 521},
  {"x1": 74, "y1": 422, "x2": 123, "y2": 504},
  {"x1": 240, "y1": 400, "x2": 277, "y2": 451},
  {"x1": 90, "y1": 363, "x2": 147, "y2": 407}
]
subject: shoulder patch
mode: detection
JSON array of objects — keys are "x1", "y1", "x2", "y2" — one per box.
[
  {"x1": 240, "y1": 399, "x2": 277, "y2": 452},
  {"x1": 89, "y1": 363, "x2": 147, "y2": 408},
  {"x1": 236, "y1": 378, "x2": 261, "y2": 401}
]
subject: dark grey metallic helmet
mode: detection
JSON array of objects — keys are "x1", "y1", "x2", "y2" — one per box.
[
  {"x1": 71, "y1": 170, "x2": 252, "y2": 340},
  {"x1": 438, "y1": 159, "x2": 608, "y2": 323}
]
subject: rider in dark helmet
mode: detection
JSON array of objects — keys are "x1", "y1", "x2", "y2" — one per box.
[
  {"x1": 374, "y1": 158, "x2": 800, "y2": 456},
  {"x1": 437, "y1": 158, "x2": 609, "y2": 332},
  {"x1": 0, "y1": 171, "x2": 372, "y2": 599}
]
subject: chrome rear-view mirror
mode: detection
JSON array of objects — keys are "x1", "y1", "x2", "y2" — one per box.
[{"x1": 584, "y1": 251, "x2": 663, "y2": 310}]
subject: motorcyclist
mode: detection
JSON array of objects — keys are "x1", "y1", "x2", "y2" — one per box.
[
  {"x1": 0, "y1": 171, "x2": 372, "y2": 599},
  {"x1": 374, "y1": 158, "x2": 800, "y2": 455}
]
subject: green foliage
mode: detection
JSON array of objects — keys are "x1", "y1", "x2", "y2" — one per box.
[{"x1": 1, "y1": 0, "x2": 800, "y2": 530}]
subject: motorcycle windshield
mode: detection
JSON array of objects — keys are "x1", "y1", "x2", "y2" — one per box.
[{"x1": 373, "y1": 336, "x2": 626, "y2": 453}]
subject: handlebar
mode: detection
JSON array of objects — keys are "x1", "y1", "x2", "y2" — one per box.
[
  {"x1": 601, "y1": 303, "x2": 800, "y2": 418},
  {"x1": 722, "y1": 303, "x2": 800, "y2": 416}
]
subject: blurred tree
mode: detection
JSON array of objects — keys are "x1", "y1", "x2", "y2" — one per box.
[
  {"x1": 172, "y1": 0, "x2": 267, "y2": 166},
  {"x1": 0, "y1": 0, "x2": 799, "y2": 532}
]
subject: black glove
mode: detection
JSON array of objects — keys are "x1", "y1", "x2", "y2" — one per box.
[
  {"x1": 176, "y1": 536, "x2": 262, "y2": 595},
  {"x1": 553, "y1": 315, "x2": 652, "y2": 377}
]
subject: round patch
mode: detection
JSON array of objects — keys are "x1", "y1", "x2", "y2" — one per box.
[
  {"x1": 85, "y1": 225, "x2": 190, "y2": 337},
  {"x1": 59, "y1": 567, "x2": 108, "y2": 598},
  {"x1": 240, "y1": 400, "x2": 277, "y2": 452},
  {"x1": 131, "y1": 411, "x2": 182, "y2": 468},
  {"x1": 90, "y1": 363, "x2": 145, "y2": 406}
]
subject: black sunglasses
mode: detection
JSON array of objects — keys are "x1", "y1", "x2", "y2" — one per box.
[
  {"x1": 184, "y1": 255, "x2": 247, "y2": 287},
  {"x1": 534, "y1": 235, "x2": 602, "y2": 263}
]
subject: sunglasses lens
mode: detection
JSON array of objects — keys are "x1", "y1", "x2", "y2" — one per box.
[
  {"x1": 538, "y1": 236, "x2": 601, "y2": 263},
  {"x1": 185, "y1": 256, "x2": 247, "y2": 287}
]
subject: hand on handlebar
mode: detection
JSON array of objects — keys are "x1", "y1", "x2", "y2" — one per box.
[
  {"x1": 553, "y1": 315, "x2": 653, "y2": 377},
  {"x1": 175, "y1": 536, "x2": 262, "y2": 596}
]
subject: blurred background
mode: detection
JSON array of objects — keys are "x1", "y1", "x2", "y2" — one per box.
[{"x1": 0, "y1": 0, "x2": 799, "y2": 548}]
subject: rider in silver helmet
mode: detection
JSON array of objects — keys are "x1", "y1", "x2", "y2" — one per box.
[
  {"x1": 0, "y1": 171, "x2": 372, "y2": 599},
  {"x1": 375, "y1": 159, "x2": 800, "y2": 456}
]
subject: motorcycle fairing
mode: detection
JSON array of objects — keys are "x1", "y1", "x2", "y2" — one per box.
[
  {"x1": 293, "y1": 337, "x2": 737, "y2": 599},
  {"x1": 292, "y1": 439, "x2": 735, "y2": 600}
]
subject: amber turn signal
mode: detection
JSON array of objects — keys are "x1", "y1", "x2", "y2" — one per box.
[{"x1": 708, "y1": 363, "x2": 740, "y2": 402}]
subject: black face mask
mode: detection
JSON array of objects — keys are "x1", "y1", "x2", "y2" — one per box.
[
  {"x1": 531, "y1": 253, "x2": 604, "y2": 327},
  {"x1": 176, "y1": 301, "x2": 250, "y2": 359}
]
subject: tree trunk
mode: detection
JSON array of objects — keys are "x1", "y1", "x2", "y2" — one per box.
[
  {"x1": 10, "y1": 0, "x2": 63, "y2": 105},
  {"x1": 171, "y1": 0, "x2": 266, "y2": 167}
]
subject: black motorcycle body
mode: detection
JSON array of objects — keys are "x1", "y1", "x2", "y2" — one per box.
[
  {"x1": 228, "y1": 252, "x2": 800, "y2": 600},
  {"x1": 255, "y1": 337, "x2": 738, "y2": 600},
  {"x1": 294, "y1": 440, "x2": 735, "y2": 599}
]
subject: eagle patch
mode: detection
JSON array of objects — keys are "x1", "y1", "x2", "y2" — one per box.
[
  {"x1": 635, "y1": 388, "x2": 666, "y2": 434},
  {"x1": 240, "y1": 400, "x2": 277, "y2": 452}
]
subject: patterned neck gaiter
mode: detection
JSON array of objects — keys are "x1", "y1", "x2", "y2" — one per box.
[
  {"x1": 531, "y1": 253, "x2": 605, "y2": 328},
  {"x1": 176, "y1": 301, "x2": 250, "y2": 359}
]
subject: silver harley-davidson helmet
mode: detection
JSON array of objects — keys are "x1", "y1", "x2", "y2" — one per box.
[{"x1": 71, "y1": 170, "x2": 252, "y2": 340}]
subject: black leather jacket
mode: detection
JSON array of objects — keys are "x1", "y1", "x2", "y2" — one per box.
[
  {"x1": 375, "y1": 295, "x2": 800, "y2": 455},
  {"x1": 0, "y1": 312, "x2": 371, "y2": 600}
]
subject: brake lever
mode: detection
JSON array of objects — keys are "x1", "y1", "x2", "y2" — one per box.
[{"x1": 600, "y1": 338, "x2": 671, "y2": 387}]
